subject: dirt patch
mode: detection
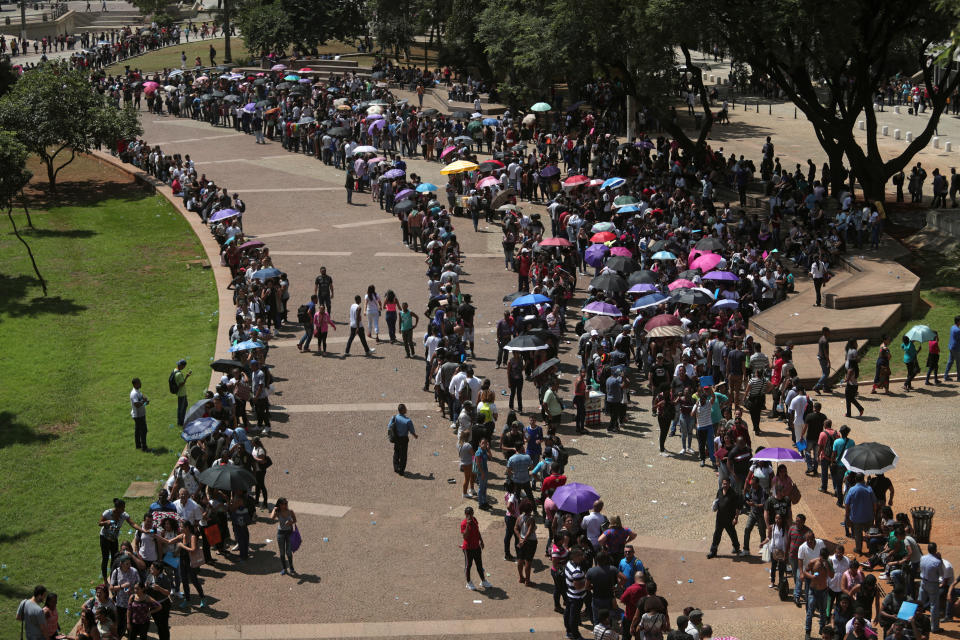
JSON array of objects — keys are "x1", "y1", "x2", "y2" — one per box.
[
  {"x1": 38, "y1": 421, "x2": 78, "y2": 435},
  {"x1": 22, "y1": 154, "x2": 152, "y2": 210},
  {"x1": 933, "y1": 286, "x2": 960, "y2": 294}
]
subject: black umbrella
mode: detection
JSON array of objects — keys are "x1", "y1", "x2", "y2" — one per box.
[
  {"x1": 531, "y1": 357, "x2": 561, "y2": 378},
  {"x1": 504, "y1": 334, "x2": 548, "y2": 351},
  {"x1": 393, "y1": 200, "x2": 416, "y2": 214},
  {"x1": 276, "y1": 82, "x2": 292, "y2": 90},
  {"x1": 628, "y1": 270, "x2": 657, "y2": 285},
  {"x1": 649, "y1": 239, "x2": 678, "y2": 253},
  {"x1": 183, "y1": 397, "x2": 213, "y2": 425},
  {"x1": 841, "y1": 443, "x2": 899, "y2": 474},
  {"x1": 199, "y1": 94, "x2": 217, "y2": 102},
  {"x1": 210, "y1": 359, "x2": 244, "y2": 374},
  {"x1": 585, "y1": 315, "x2": 618, "y2": 334},
  {"x1": 255, "y1": 99, "x2": 273, "y2": 109},
  {"x1": 328, "y1": 126, "x2": 351, "y2": 137},
  {"x1": 677, "y1": 269, "x2": 701, "y2": 279},
  {"x1": 670, "y1": 288, "x2": 713, "y2": 306},
  {"x1": 421, "y1": 108, "x2": 439, "y2": 116},
  {"x1": 604, "y1": 256, "x2": 638, "y2": 274},
  {"x1": 503, "y1": 291, "x2": 524, "y2": 303},
  {"x1": 223, "y1": 94, "x2": 241, "y2": 103},
  {"x1": 197, "y1": 465, "x2": 257, "y2": 492},
  {"x1": 210, "y1": 89, "x2": 226, "y2": 98},
  {"x1": 478, "y1": 161, "x2": 501, "y2": 172},
  {"x1": 450, "y1": 111, "x2": 472, "y2": 120},
  {"x1": 521, "y1": 317, "x2": 549, "y2": 331},
  {"x1": 253, "y1": 78, "x2": 267, "y2": 86},
  {"x1": 696, "y1": 237, "x2": 725, "y2": 252},
  {"x1": 589, "y1": 272, "x2": 628, "y2": 293}
]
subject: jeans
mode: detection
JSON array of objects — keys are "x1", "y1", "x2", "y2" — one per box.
[
  {"x1": 253, "y1": 396, "x2": 270, "y2": 428},
  {"x1": 805, "y1": 586, "x2": 828, "y2": 633},
  {"x1": 944, "y1": 347, "x2": 960, "y2": 378},
  {"x1": 99, "y1": 535, "x2": 118, "y2": 579},
  {"x1": 697, "y1": 424, "x2": 716, "y2": 462},
  {"x1": 743, "y1": 512, "x2": 764, "y2": 550},
  {"x1": 793, "y1": 558, "x2": 806, "y2": 602},
  {"x1": 813, "y1": 277, "x2": 824, "y2": 305},
  {"x1": 678, "y1": 414, "x2": 694, "y2": 451},
  {"x1": 564, "y1": 596, "x2": 584, "y2": 638},
  {"x1": 346, "y1": 327, "x2": 370, "y2": 354},
  {"x1": 820, "y1": 458, "x2": 831, "y2": 492},
  {"x1": 831, "y1": 464, "x2": 845, "y2": 501},
  {"x1": 393, "y1": 436, "x2": 409, "y2": 473},
  {"x1": 385, "y1": 310, "x2": 397, "y2": 341},
  {"x1": 509, "y1": 377, "x2": 524, "y2": 411},
  {"x1": 814, "y1": 356, "x2": 830, "y2": 391},
  {"x1": 177, "y1": 394, "x2": 188, "y2": 426},
  {"x1": 552, "y1": 568, "x2": 568, "y2": 609},
  {"x1": 277, "y1": 529, "x2": 294, "y2": 571},
  {"x1": 592, "y1": 597, "x2": 613, "y2": 625},
  {"x1": 298, "y1": 322, "x2": 313, "y2": 349},
  {"x1": 179, "y1": 551, "x2": 204, "y2": 599},
  {"x1": 504, "y1": 515, "x2": 517, "y2": 556},
  {"x1": 477, "y1": 472, "x2": 488, "y2": 506},
  {"x1": 771, "y1": 557, "x2": 786, "y2": 585},
  {"x1": 919, "y1": 581, "x2": 941, "y2": 629},
  {"x1": 134, "y1": 416, "x2": 148, "y2": 450},
  {"x1": 232, "y1": 518, "x2": 249, "y2": 559}
]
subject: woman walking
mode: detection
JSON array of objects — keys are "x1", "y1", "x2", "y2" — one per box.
[
  {"x1": 270, "y1": 498, "x2": 297, "y2": 575},
  {"x1": 312, "y1": 304, "x2": 336, "y2": 355},
  {"x1": 460, "y1": 506, "x2": 491, "y2": 590},
  {"x1": 926, "y1": 331, "x2": 941, "y2": 384},
  {"x1": 844, "y1": 365, "x2": 864, "y2": 417},
  {"x1": 871, "y1": 339, "x2": 891, "y2": 394},
  {"x1": 383, "y1": 290, "x2": 400, "y2": 343},
  {"x1": 364, "y1": 284, "x2": 382, "y2": 342}
]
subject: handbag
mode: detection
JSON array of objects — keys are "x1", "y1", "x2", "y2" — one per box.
[
  {"x1": 203, "y1": 523, "x2": 222, "y2": 546},
  {"x1": 261, "y1": 455, "x2": 273, "y2": 469},
  {"x1": 189, "y1": 546, "x2": 205, "y2": 569},
  {"x1": 789, "y1": 483, "x2": 802, "y2": 505},
  {"x1": 761, "y1": 543, "x2": 771, "y2": 562},
  {"x1": 289, "y1": 525, "x2": 302, "y2": 553}
]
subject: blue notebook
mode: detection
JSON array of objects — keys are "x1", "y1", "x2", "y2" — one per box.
[{"x1": 897, "y1": 601, "x2": 918, "y2": 621}]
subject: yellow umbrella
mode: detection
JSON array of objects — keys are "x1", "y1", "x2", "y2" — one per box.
[
  {"x1": 441, "y1": 160, "x2": 479, "y2": 175},
  {"x1": 336, "y1": 104, "x2": 352, "y2": 111}
]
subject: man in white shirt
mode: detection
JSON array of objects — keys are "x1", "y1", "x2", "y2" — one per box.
[
  {"x1": 167, "y1": 456, "x2": 201, "y2": 497},
  {"x1": 789, "y1": 391, "x2": 809, "y2": 443},
  {"x1": 130, "y1": 378, "x2": 149, "y2": 451},
  {"x1": 828, "y1": 543, "x2": 850, "y2": 609},
  {"x1": 810, "y1": 256, "x2": 827, "y2": 307},
  {"x1": 174, "y1": 488, "x2": 204, "y2": 527},
  {"x1": 448, "y1": 364, "x2": 468, "y2": 419},
  {"x1": 581, "y1": 500, "x2": 607, "y2": 550},
  {"x1": 345, "y1": 294, "x2": 373, "y2": 356}
]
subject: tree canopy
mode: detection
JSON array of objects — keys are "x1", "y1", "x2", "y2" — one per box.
[{"x1": 234, "y1": 0, "x2": 366, "y2": 56}]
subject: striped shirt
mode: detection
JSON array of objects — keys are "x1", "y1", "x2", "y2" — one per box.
[{"x1": 565, "y1": 561, "x2": 586, "y2": 599}]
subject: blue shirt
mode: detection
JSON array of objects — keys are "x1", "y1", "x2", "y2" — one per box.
[
  {"x1": 618, "y1": 556, "x2": 645, "y2": 584},
  {"x1": 844, "y1": 483, "x2": 877, "y2": 524},
  {"x1": 605, "y1": 375, "x2": 623, "y2": 403},
  {"x1": 390, "y1": 413, "x2": 415, "y2": 437},
  {"x1": 507, "y1": 452, "x2": 533, "y2": 484},
  {"x1": 919, "y1": 553, "x2": 944, "y2": 584},
  {"x1": 525, "y1": 425, "x2": 543, "y2": 458},
  {"x1": 950, "y1": 324, "x2": 960, "y2": 351}
]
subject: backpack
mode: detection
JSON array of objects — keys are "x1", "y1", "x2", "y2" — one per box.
[
  {"x1": 778, "y1": 576, "x2": 791, "y2": 601},
  {"x1": 824, "y1": 430, "x2": 839, "y2": 462},
  {"x1": 554, "y1": 443, "x2": 569, "y2": 469},
  {"x1": 387, "y1": 416, "x2": 397, "y2": 443},
  {"x1": 168, "y1": 370, "x2": 179, "y2": 394},
  {"x1": 297, "y1": 304, "x2": 310, "y2": 324}
]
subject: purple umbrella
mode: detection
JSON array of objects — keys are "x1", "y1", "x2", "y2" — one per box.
[
  {"x1": 382, "y1": 168, "x2": 405, "y2": 180},
  {"x1": 242, "y1": 102, "x2": 256, "y2": 113},
  {"x1": 582, "y1": 301, "x2": 622, "y2": 317},
  {"x1": 366, "y1": 113, "x2": 384, "y2": 121},
  {"x1": 584, "y1": 243, "x2": 610, "y2": 268},
  {"x1": 209, "y1": 208, "x2": 239, "y2": 222},
  {"x1": 540, "y1": 165, "x2": 560, "y2": 178},
  {"x1": 628, "y1": 283, "x2": 658, "y2": 294},
  {"x1": 551, "y1": 483, "x2": 600, "y2": 514},
  {"x1": 751, "y1": 447, "x2": 803, "y2": 463},
  {"x1": 395, "y1": 188, "x2": 414, "y2": 201},
  {"x1": 702, "y1": 270, "x2": 740, "y2": 282},
  {"x1": 367, "y1": 120, "x2": 386, "y2": 136}
]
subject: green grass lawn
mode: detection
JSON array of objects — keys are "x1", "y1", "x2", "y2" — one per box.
[
  {"x1": 0, "y1": 156, "x2": 217, "y2": 636},
  {"x1": 107, "y1": 36, "x2": 250, "y2": 73}
]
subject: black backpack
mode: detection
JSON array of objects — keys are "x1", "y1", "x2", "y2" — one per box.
[
  {"x1": 778, "y1": 576, "x2": 791, "y2": 601},
  {"x1": 168, "y1": 370, "x2": 179, "y2": 394},
  {"x1": 297, "y1": 304, "x2": 311, "y2": 324}
]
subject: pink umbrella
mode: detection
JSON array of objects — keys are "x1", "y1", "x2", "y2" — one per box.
[
  {"x1": 539, "y1": 237, "x2": 571, "y2": 247},
  {"x1": 440, "y1": 145, "x2": 457, "y2": 159},
  {"x1": 691, "y1": 252, "x2": 723, "y2": 272},
  {"x1": 668, "y1": 279, "x2": 697, "y2": 290},
  {"x1": 563, "y1": 174, "x2": 590, "y2": 187},
  {"x1": 477, "y1": 176, "x2": 499, "y2": 189},
  {"x1": 609, "y1": 246, "x2": 633, "y2": 257},
  {"x1": 298, "y1": 67, "x2": 312, "y2": 72},
  {"x1": 239, "y1": 240, "x2": 265, "y2": 249},
  {"x1": 589, "y1": 178, "x2": 604, "y2": 187},
  {"x1": 367, "y1": 156, "x2": 387, "y2": 165},
  {"x1": 143, "y1": 81, "x2": 159, "y2": 90},
  {"x1": 271, "y1": 64, "x2": 287, "y2": 71}
]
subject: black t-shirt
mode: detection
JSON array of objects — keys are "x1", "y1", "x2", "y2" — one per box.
[
  {"x1": 869, "y1": 475, "x2": 893, "y2": 503},
  {"x1": 314, "y1": 274, "x2": 332, "y2": 295},
  {"x1": 729, "y1": 444, "x2": 753, "y2": 476},
  {"x1": 727, "y1": 349, "x2": 746, "y2": 375},
  {"x1": 650, "y1": 364, "x2": 671, "y2": 389},
  {"x1": 765, "y1": 496, "x2": 791, "y2": 523},
  {"x1": 585, "y1": 564, "x2": 617, "y2": 598},
  {"x1": 458, "y1": 304, "x2": 475, "y2": 327},
  {"x1": 804, "y1": 412, "x2": 826, "y2": 442}
]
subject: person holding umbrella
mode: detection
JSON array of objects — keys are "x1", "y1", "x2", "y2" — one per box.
[{"x1": 901, "y1": 334, "x2": 920, "y2": 391}]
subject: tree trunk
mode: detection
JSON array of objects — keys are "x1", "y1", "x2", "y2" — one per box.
[
  {"x1": 7, "y1": 205, "x2": 47, "y2": 296},
  {"x1": 827, "y1": 147, "x2": 846, "y2": 200},
  {"x1": 223, "y1": 0, "x2": 232, "y2": 63},
  {"x1": 19, "y1": 190, "x2": 33, "y2": 228},
  {"x1": 45, "y1": 158, "x2": 57, "y2": 192}
]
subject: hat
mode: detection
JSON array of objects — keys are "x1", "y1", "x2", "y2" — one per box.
[
  {"x1": 689, "y1": 609, "x2": 703, "y2": 619},
  {"x1": 590, "y1": 329, "x2": 599, "y2": 336},
  {"x1": 249, "y1": 359, "x2": 259, "y2": 366},
  {"x1": 177, "y1": 359, "x2": 187, "y2": 367},
  {"x1": 177, "y1": 456, "x2": 189, "y2": 465}
]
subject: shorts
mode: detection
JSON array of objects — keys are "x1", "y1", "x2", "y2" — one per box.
[{"x1": 518, "y1": 539, "x2": 538, "y2": 561}]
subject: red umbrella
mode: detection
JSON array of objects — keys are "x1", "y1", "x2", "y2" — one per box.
[
  {"x1": 540, "y1": 237, "x2": 571, "y2": 247},
  {"x1": 590, "y1": 231, "x2": 616, "y2": 243},
  {"x1": 644, "y1": 313, "x2": 681, "y2": 331},
  {"x1": 485, "y1": 159, "x2": 505, "y2": 167},
  {"x1": 563, "y1": 174, "x2": 590, "y2": 187}
]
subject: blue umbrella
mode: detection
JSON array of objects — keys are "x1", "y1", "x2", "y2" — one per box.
[
  {"x1": 618, "y1": 204, "x2": 640, "y2": 213},
  {"x1": 181, "y1": 417, "x2": 220, "y2": 442},
  {"x1": 416, "y1": 183, "x2": 438, "y2": 192},
  {"x1": 482, "y1": 117, "x2": 499, "y2": 126},
  {"x1": 251, "y1": 267, "x2": 282, "y2": 280},
  {"x1": 651, "y1": 251, "x2": 676, "y2": 261},
  {"x1": 904, "y1": 325, "x2": 936, "y2": 343},
  {"x1": 601, "y1": 177, "x2": 625, "y2": 190},
  {"x1": 229, "y1": 340, "x2": 265, "y2": 353},
  {"x1": 511, "y1": 293, "x2": 551, "y2": 307},
  {"x1": 711, "y1": 298, "x2": 740, "y2": 310},
  {"x1": 631, "y1": 292, "x2": 668, "y2": 310}
]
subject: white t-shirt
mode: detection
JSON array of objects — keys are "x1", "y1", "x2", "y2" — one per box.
[
  {"x1": 581, "y1": 511, "x2": 606, "y2": 547},
  {"x1": 797, "y1": 538, "x2": 825, "y2": 571},
  {"x1": 349, "y1": 302, "x2": 362, "y2": 328},
  {"x1": 174, "y1": 498, "x2": 204, "y2": 525},
  {"x1": 789, "y1": 394, "x2": 809, "y2": 441},
  {"x1": 137, "y1": 530, "x2": 159, "y2": 562},
  {"x1": 829, "y1": 553, "x2": 850, "y2": 592},
  {"x1": 130, "y1": 388, "x2": 146, "y2": 419}
]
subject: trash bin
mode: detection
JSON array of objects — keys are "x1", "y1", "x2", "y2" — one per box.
[{"x1": 910, "y1": 506, "x2": 935, "y2": 543}]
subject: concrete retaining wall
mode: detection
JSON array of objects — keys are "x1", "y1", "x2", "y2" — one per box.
[{"x1": 927, "y1": 209, "x2": 960, "y2": 238}]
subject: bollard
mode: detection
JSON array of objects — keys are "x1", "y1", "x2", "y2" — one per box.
[
  {"x1": 934, "y1": 137, "x2": 940, "y2": 149},
  {"x1": 857, "y1": 120, "x2": 865, "y2": 130},
  {"x1": 756, "y1": 102, "x2": 759, "y2": 113},
  {"x1": 947, "y1": 141, "x2": 953, "y2": 152},
  {"x1": 906, "y1": 131, "x2": 913, "y2": 142},
  {"x1": 769, "y1": 104, "x2": 772, "y2": 115},
  {"x1": 881, "y1": 125, "x2": 889, "y2": 136},
  {"x1": 794, "y1": 107, "x2": 797, "y2": 119},
  {"x1": 894, "y1": 106, "x2": 900, "y2": 114},
  {"x1": 894, "y1": 129, "x2": 901, "y2": 140}
]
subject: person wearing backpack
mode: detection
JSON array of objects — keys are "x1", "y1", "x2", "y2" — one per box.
[
  {"x1": 296, "y1": 295, "x2": 317, "y2": 352},
  {"x1": 831, "y1": 425, "x2": 854, "y2": 506},
  {"x1": 170, "y1": 359, "x2": 191, "y2": 426},
  {"x1": 387, "y1": 403, "x2": 417, "y2": 476}
]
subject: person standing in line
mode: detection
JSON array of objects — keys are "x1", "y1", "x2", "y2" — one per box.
[
  {"x1": 461, "y1": 506, "x2": 492, "y2": 591},
  {"x1": 563, "y1": 546, "x2": 587, "y2": 640},
  {"x1": 130, "y1": 378, "x2": 149, "y2": 451},
  {"x1": 944, "y1": 315, "x2": 960, "y2": 381},
  {"x1": 844, "y1": 473, "x2": 877, "y2": 556},
  {"x1": 173, "y1": 359, "x2": 191, "y2": 426},
  {"x1": 803, "y1": 547, "x2": 835, "y2": 640},
  {"x1": 250, "y1": 359, "x2": 270, "y2": 435},
  {"x1": 344, "y1": 295, "x2": 374, "y2": 357},
  {"x1": 16, "y1": 585, "x2": 47, "y2": 640},
  {"x1": 475, "y1": 438, "x2": 491, "y2": 510},
  {"x1": 918, "y1": 542, "x2": 945, "y2": 632},
  {"x1": 399, "y1": 302, "x2": 419, "y2": 358},
  {"x1": 388, "y1": 403, "x2": 418, "y2": 475}
]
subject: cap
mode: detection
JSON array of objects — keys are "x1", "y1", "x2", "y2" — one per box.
[
  {"x1": 689, "y1": 609, "x2": 703, "y2": 619},
  {"x1": 178, "y1": 456, "x2": 188, "y2": 465},
  {"x1": 249, "y1": 359, "x2": 258, "y2": 365},
  {"x1": 590, "y1": 329, "x2": 599, "y2": 336},
  {"x1": 177, "y1": 359, "x2": 187, "y2": 367}
]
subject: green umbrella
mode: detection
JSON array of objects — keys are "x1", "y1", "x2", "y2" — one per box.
[
  {"x1": 905, "y1": 325, "x2": 936, "y2": 343},
  {"x1": 531, "y1": 102, "x2": 551, "y2": 112},
  {"x1": 466, "y1": 120, "x2": 482, "y2": 132}
]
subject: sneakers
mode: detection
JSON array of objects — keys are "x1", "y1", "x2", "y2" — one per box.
[
  {"x1": 466, "y1": 581, "x2": 477, "y2": 590},
  {"x1": 462, "y1": 493, "x2": 470, "y2": 499},
  {"x1": 280, "y1": 569, "x2": 286, "y2": 575},
  {"x1": 481, "y1": 580, "x2": 492, "y2": 588}
]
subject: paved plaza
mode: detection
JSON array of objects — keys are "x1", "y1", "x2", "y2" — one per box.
[{"x1": 91, "y1": 97, "x2": 960, "y2": 640}]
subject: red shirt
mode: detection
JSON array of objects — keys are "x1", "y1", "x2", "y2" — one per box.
[
  {"x1": 460, "y1": 517, "x2": 481, "y2": 550},
  {"x1": 541, "y1": 473, "x2": 567, "y2": 497},
  {"x1": 620, "y1": 582, "x2": 648, "y2": 621}
]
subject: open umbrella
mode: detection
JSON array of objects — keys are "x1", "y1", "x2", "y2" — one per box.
[
  {"x1": 393, "y1": 200, "x2": 416, "y2": 214},
  {"x1": 491, "y1": 189, "x2": 518, "y2": 208},
  {"x1": 352, "y1": 145, "x2": 377, "y2": 154},
  {"x1": 696, "y1": 237, "x2": 726, "y2": 252},
  {"x1": 589, "y1": 272, "x2": 628, "y2": 293},
  {"x1": 229, "y1": 339, "x2": 265, "y2": 353},
  {"x1": 563, "y1": 174, "x2": 591, "y2": 188},
  {"x1": 198, "y1": 465, "x2": 257, "y2": 492},
  {"x1": 271, "y1": 64, "x2": 287, "y2": 71},
  {"x1": 540, "y1": 166, "x2": 560, "y2": 178},
  {"x1": 504, "y1": 334, "x2": 549, "y2": 351},
  {"x1": 612, "y1": 195, "x2": 638, "y2": 208},
  {"x1": 382, "y1": 168, "x2": 405, "y2": 180},
  {"x1": 440, "y1": 145, "x2": 457, "y2": 159},
  {"x1": 668, "y1": 279, "x2": 697, "y2": 290},
  {"x1": 210, "y1": 359, "x2": 248, "y2": 374},
  {"x1": 582, "y1": 301, "x2": 622, "y2": 317},
  {"x1": 585, "y1": 315, "x2": 617, "y2": 334},
  {"x1": 646, "y1": 325, "x2": 685, "y2": 338},
  {"x1": 712, "y1": 299, "x2": 740, "y2": 310},
  {"x1": 644, "y1": 314, "x2": 681, "y2": 331},
  {"x1": 591, "y1": 222, "x2": 617, "y2": 233},
  {"x1": 551, "y1": 483, "x2": 600, "y2": 513},
  {"x1": 652, "y1": 251, "x2": 677, "y2": 261},
  {"x1": 242, "y1": 102, "x2": 257, "y2": 113},
  {"x1": 539, "y1": 237, "x2": 571, "y2": 247},
  {"x1": 181, "y1": 417, "x2": 220, "y2": 442},
  {"x1": 531, "y1": 357, "x2": 562, "y2": 378},
  {"x1": 605, "y1": 256, "x2": 637, "y2": 273},
  {"x1": 609, "y1": 246, "x2": 633, "y2": 258},
  {"x1": 670, "y1": 288, "x2": 714, "y2": 306},
  {"x1": 395, "y1": 189, "x2": 415, "y2": 201},
  {"x1": 182, "y1": 398, "x2": 213, "y2": 425},
  {"x1": 584, "y1": 244, "x2": 610, "y2": 267},
  {"x1": 591, "y1": 231, "x2": 617, "y2": 243},
  {"x1": 601, "y1": 177, "x2": 626, "y2": 190},
  {"x1": 482, "y1": 117, "x2": 499, "y2": 126},
  {"x1": 367, "y1": 120, "x2": 385, "y2": 135},
  {"x1": 455, "y1": 134, "x2": 476, "y2": 145},
  {"x1": 327, "y1": 126, "x2": 351, "y2": 137},
  {"x1": 904, "y1": 325, "x2": 936, "y2": 343},
  {"x1": 477, "y1": 176, "x2": 499, "y2": 189},
  {"x1": 618, "y1": 205, "x2": 641, "y2": 214},
  {"x1": 503, "y1": 291, "x2": 525, "y2": 304},
  {"x1": 628, "y1": 283, "x2": 658, "y2": 294},
  {"x1": 239, "y1": 240, "x2": 265, "y2": 250},
  {"x1": 441, "y1": 160, "x2": 479, "y2": 174},
  {"x1": 283, "y1": 74, "x2": 300, "y2": 82},
  {"x1": 628, "y1": 270, "x2": 657, "y2": 285},
  {"x1": 478, "y1": 160, "x2": 503, "y2": 172},
  {"x1": 530, "y1": 102, "x2": 551, "y2": 112},
  {"x1": 209, "y1": 208, "x2": 239, "y2": 222},
  {"x1": 703, "y1": 271, "x2": 740, "y2": 282},
  {"x1": 416, "y1": 183, "x2": 438, "y2": 193},
  {"x1": 632, "y1": 292, "x2": 669, "y2": 310},
  {"x1": 691, "y1": 252, "x2": 724, "y2": 272},
  {"x1": 752, "y1": 448, "x2": 804, "y2": 463},
  {"x1": 841, "y1": 442, "x2": 899, "y2": 474},
  {"x1": 251, "y1": 267, "x2": 282, "y2": 280},
  {"x1": 511, "y1": 293, "x2": 551, "y2": 307}
]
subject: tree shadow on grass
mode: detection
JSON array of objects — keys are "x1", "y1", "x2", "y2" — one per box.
[
  {"x1": 21, "y1": 228, "x2": 98, "y2": 239},
  {"x1": 0, "y1": 411, "x2": 59, "y2": 449},
  {"x1": 22, "y1": 179, "x2": 154, "y2": 210},
  {"x1": 0, "y1": 275, "x2": 87, "y2": 319}
]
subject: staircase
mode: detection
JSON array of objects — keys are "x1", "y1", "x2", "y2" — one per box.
[{"x1": 72, "y1": 9, "x2": 144, "y2": 33}]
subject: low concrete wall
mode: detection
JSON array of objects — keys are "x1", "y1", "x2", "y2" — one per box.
[
  {"x1": 0, "y1": 9, "x2": 76, "y2": 38},
  {"x1": 927, "y1": 209, "x2": 960, "y2": 238}
]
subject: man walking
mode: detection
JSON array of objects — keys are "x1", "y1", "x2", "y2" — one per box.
[
  {"x1": 250, "y1": 359, "x2": 271, "y2": 435},
  {"x1": 388, "y1": 403, "x2": 418, "y2": 475},
  {"x1": 172, "y1": 359, "x2": 191, "y2": 426},
  {"x1": 944, "y1": 315, "x2": 960, "y2": 381},
  {"x1": 130, "y1": 377, "x2": 149, "y2": 451},
  {"x1": 813, "y1": 327, "x2": 832, "y2": 393},
  {"x1": 345, "y1": 295, "x2": 374, "y2": 356},
  {"x1": 314, "y1": 266, "x2": 334, "y2": 313}
]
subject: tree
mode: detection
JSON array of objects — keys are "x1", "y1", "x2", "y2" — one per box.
[
  {"x1": 0, "y1": 130, "x2": 45, "y2": 296},
  {"x1": 371, "y1": 0, "x2": 417, "y2": 60},
  {"x1": 233, "y1": 1, "x2": 294, "y2": 56},
  {"x1": 719, "y1": 0, "x2": 960, "y2": 202},
  {"x1": 0, "y1": 64, "x2": 142, "y2": 192},
  {"x1": 233, "y1": 0, "x2": 366, "y2": 56}
]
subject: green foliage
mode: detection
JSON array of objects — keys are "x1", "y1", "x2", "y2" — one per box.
[
  {"x1": 0, "y1": 130, "x2": 31, "y2": 208},
  {"x1": 0, "y1": 58, "x2": 18, "y2": 99},
  {"x1": 0, "y1": 64, "x2": 142, "y2": 190},
  {"x1": 129, "y1": 0, "x2": 167, "y2": 17},
  {"x1": 234, "y1": 2, "x2": 293, "y2": 55},
  {"x1": 234, "y1": 0, "x2": 366, "y2": 56},
  {"x1": 371, "y1": 0, "x2": 416, "y2": 58}
]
